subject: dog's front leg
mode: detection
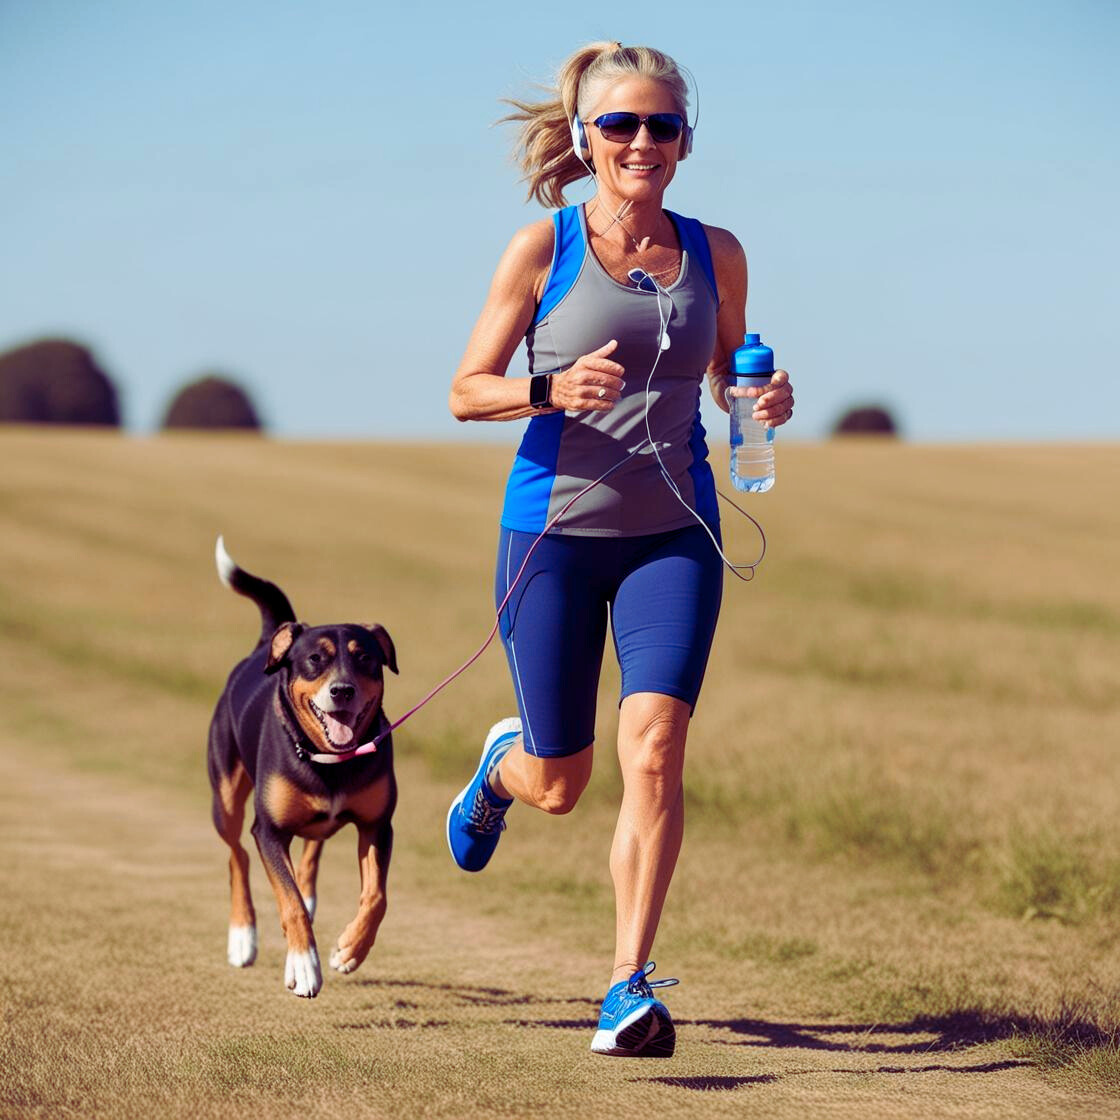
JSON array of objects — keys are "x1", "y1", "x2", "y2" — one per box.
[
  {"x1": 330, "y1": 822, "x2": 392, "y2": 975},
  {"x1": 295, "y1": 839, "x2": 324, "y2": 923},
  {"x1": 251, "y1": 817, "x2": 322, "y2": 998}
]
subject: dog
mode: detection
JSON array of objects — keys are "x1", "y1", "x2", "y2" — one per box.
[{"x1": 207, "y1": 537, "x2": 398, "y2": 998}]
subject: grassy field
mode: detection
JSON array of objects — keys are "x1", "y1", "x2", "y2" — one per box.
[{"x1": 1, "y1": 428, "x2": 1118, "y2": 1119}]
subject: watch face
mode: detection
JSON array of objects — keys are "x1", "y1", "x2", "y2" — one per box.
[{"x1": 530, "y1": 374, "x2": 550, "y2": 408}]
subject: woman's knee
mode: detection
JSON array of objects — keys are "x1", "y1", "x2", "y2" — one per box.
[
  {"x1": 519, "y1": 749, "x2": 593, "y2": 814},
  {"x1": 618, "y1": 695, "x2": 690, "y2": 787},
  {"x1": 534, "y1": 777, "x2": 586, "y2": 814},
  {"x1": 625, "y1": 732, "x2": 685, "y2": 789}
]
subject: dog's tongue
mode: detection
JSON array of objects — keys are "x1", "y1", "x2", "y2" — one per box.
[{"x1": 323, "y1": 712, "x2": 356, "y2": 747}]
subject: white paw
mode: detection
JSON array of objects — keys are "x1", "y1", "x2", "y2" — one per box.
[
  {"x1": 302, "y1": 895, "x2": 317, "y2": 922},
  {"x1": 284, "y1": 947, "x2": 322, "y2": 998},
  {"x1": 330, "y1": 946, "x2": 359, "y2": 974},
  {"x1": 227, "y1": 924, "x2": 258, "y2": 967}
]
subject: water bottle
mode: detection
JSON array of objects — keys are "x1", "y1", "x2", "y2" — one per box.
[{"x1": 729, "y1": 333, "x2": 776, "y2": 493}]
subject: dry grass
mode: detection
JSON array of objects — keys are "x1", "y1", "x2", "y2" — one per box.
[{"x1": 1, "y1": 428, "x2": 1119, "y2": 1118}]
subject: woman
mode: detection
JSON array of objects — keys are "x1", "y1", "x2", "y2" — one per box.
[{"x1": 445, "y1": 42, "x2": 794, "y2": 1058}]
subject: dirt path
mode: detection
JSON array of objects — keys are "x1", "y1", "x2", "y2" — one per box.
[{"x1": 2, "y1": 745, "x2": 1114, "y2": 1120}]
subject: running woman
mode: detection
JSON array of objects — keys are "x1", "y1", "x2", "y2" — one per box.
[{"x1": 446, "y1": 41, "x2": 795, "y2": 1057}]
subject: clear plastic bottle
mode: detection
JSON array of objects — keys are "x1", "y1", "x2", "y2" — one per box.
[{"x1": 729, "y1": 333, "x2": 776, "y2": 493}]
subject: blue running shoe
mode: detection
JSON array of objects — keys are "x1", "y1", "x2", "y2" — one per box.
[
  {"x1": 446, "y1": 718, "x2": 520, "y2": 872},
  {"x1": 591, "y1": 962, "x2": 678, "y2": 1057}
]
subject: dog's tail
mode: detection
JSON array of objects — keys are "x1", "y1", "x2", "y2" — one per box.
[{"x1": 215, "y1": 535, "x2": 297, "y2": 641}]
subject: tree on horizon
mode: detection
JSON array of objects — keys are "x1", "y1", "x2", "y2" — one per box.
[
  {"x1": 0, "y1": 338, "x2": 121, "y2": 426},
  {"x1": 161, "y1": 374, "x2": 263, "y2": 432},
  {"x1": 832, "y1": 404, "x2": 899, "y2": 437}
]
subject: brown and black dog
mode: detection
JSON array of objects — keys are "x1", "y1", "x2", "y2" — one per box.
[{"x1": 207, "y1": 537, "x2": 397, "y2": 998}]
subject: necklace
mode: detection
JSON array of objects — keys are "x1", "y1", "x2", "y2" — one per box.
[
  {"x1": 586, "y1": 199, "x2": 660, "y2": 253},
  {"x1": 585, "y1": 200, "x2": 680, "y2": 283}
]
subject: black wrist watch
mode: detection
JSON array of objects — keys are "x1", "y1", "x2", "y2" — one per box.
[{"x1": 529, "y1": 373, "x2": 552, "y2": 409}]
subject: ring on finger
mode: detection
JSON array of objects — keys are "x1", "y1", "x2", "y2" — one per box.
[{"x1": 597, "y1": 387, "x2": 606, "y2": 399}]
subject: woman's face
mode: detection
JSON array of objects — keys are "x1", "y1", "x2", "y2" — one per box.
[{"x1": 585, "y1": 76, "x2": 685, "y2": 204}]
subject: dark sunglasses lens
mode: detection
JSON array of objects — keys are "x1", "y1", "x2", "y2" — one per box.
[
  {"x1": 596, "y1": 113, "x2": 641, "y2": 141},
  {"x1": 594, "y1": 112, "x2": 684, "y2": 144},
  {"x1": 647, "y1": 114, "x2": 684, "y2": 143}
]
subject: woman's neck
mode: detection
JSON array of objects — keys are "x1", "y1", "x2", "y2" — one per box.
[{"x1": 585, "y1": 194, "x2": 669, "y2": 254}]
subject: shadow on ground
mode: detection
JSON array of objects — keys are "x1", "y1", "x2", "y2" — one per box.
[
  {"x1": 684, "y1": 1010, "x2": 1044, "y2": 1053},
  {"x1": 633, "y1": 1064, "x2": 1031, "y2": 1091},
  {"x1": 339, "y1": 978, "x2": 1120, "y2": 1093}
]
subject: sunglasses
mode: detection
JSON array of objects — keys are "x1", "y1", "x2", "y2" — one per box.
[{"x1": 591, "y1": 112, "x2": 685, "y2": 145}]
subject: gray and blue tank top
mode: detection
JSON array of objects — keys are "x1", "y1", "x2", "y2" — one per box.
[{"x1": 500, "y1": 204, "x2": 720, "y2": 538}]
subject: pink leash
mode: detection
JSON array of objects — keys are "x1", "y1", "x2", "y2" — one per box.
[{"x1": 306, "y1": 462, "x2": 637, "y2": 765}]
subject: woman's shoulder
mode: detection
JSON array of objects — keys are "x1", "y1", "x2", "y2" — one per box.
[
  {"x1": 504, "y1": 216, "x2": 557, "y2": 269},
  {"x1": 488, "y1": 215, "x2": 560, "y2": 305},
  {"x1": 698, "y1": 222, "x2": 745, "y2": 263},
  {"x1": 698, "y1": 221, "x2": 747, "y2": 292}
]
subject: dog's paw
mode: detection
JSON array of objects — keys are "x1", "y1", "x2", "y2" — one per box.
[
  {"x1": 227, "y1": 924, "x2": 258, "y2": 968},
  {"x1": 329, "y1": 943, "x2": 362, "y2": 974},
  {"x1": 284, "y1": 947, "x2": 322, "y2": 998},
  {"x1": 330, "y1": 907, "x2": 383, "y2": 975},
  {"x1": 330, "y1": 927, "x2": 376, "y2": 975},
  {"x1": 302, "y1": 895, "x2": 317, "y2": 923}
]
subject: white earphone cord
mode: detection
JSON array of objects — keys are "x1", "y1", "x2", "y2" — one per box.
[
  {"x1": 537, "y1": 228, "x2": 765, "y2": 581},
  {"x1": 642, "y1": 271, "x2": 765, "y2": 582}
]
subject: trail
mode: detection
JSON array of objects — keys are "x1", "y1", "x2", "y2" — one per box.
[{"x1": 1, "y1": 743, "x2": 1113, "y2": 1120}]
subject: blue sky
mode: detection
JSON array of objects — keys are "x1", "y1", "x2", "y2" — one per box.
[{"x1": 2, "y1": 0, "x2": 1117, "y2": 441}]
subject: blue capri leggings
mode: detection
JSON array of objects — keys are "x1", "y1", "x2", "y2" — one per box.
[{"x1": 495, "y1": 523, "x2": 724, "y2": 758}]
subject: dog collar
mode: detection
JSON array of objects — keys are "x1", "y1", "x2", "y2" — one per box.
[
  {"x1": 308, "y1": 709, "x2": 388, "y2": 765},
  {"x1": 273, "y1": 692, "x2": 317, "y2": 762}
]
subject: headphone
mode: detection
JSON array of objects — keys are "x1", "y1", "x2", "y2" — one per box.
[{"x1": 570, "y1": 111, "x2": 694, "y2": 169}]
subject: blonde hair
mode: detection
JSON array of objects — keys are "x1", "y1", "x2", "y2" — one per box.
[{"x1": 502, "y1": 42, "x2": 690, "y2": 209}]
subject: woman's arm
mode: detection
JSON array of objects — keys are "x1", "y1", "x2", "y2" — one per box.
[
  {"x1": 703, "y1": 225, "x2": 794, "y2": 426},
  {"x1": 449, "y1": 220, "x2": 625, "y2": 422}
]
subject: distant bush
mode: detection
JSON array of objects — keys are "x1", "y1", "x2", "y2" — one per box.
[
  {"x1": 161, "y1": 375, "x2": 262, "y2": 431},
  {"x1": 0, "y1": 338, "x2": 121, "y2": 426},
  {"x1": 832, "y1": 405, "x2": 899, "y2": 437}
]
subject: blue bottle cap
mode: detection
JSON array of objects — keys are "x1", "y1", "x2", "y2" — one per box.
[{"x1": 732, "y1": 333, "x2": 775, "y2": 378}]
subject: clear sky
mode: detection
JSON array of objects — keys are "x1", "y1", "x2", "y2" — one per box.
[{"x1": 2, "y1": 0, "x2": 1117, "y2": 442}]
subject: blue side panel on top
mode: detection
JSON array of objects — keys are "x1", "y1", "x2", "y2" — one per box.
[
  {"x1": 502, "y1": 205, "x2": 585, "y2": 533},
  {"x1": 534, "y1": 206, "x2": 585, "y2": 325},
  {"x1": 673, "y1": 211, "x2": 720, "y2": 527},
  {"x1": 500, "y1": 411, "x2": 567, "y2": 533},
  {"x1": 686, "y1": 410, "x2": 720, "y2": 528},
  {"x1": 668, "y1": 211, "x2": 719, "y2": 303}
]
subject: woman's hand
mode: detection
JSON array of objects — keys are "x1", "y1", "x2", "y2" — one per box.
[
  {"x1": 726, "y1": 369, "x2": 795, "y2": 428},
  {"x1": 549, "y1": 339, "x2": 626, "y2": 412}
]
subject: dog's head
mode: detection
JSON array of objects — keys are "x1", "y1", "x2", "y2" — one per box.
[{"x1": 264, "y1": 622, "x2": 397, "y2": 755}]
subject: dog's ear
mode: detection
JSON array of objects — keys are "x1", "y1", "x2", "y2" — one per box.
[
  {"x1": 265, "y1": 622, "x2": 303, "y2": 674},
  {"x1": 364, "y1": 624, "x2": 398, "y2": 674}
]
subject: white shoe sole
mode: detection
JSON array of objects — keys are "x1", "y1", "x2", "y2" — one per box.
[{"x1": 591, "y1": 1004, "x2": 675, "y2": 1057}]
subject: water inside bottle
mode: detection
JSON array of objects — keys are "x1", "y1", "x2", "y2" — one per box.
[{"x1": 730, "y1": 428, "x2": 774, "y2": 493}]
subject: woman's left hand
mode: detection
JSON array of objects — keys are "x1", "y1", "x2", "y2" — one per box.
[{"x1": 727, "y1": 369, "x2": 794, "y2": 429}]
